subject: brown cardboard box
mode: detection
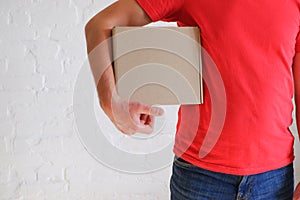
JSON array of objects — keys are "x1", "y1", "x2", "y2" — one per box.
[{"x1": 112, "y1": 26, "x2": 203, "y2": 105}]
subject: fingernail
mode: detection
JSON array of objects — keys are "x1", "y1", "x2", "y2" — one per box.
[{"x1": 156, "y1": 108, "x2": 164, "y2": 115}]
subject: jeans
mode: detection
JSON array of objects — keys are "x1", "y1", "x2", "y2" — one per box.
[{"x1": 170, "y1": 156, "x2": 294, "y2": 200}]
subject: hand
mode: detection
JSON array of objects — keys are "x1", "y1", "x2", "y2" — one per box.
[
  {"x1": 294, "y1": 182, "x2": 300, "y2": 200},
  {"x1": 105, "y1": 97, "x2": 164, "y2": 135}
]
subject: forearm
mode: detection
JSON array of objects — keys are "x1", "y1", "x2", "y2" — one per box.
[
  {"x1": 85, "y1": 23, "x2": 115, "y2": 116},
  {"x1": 85, "y1": 0, "x2": 151, "y2": 114},
  {"x1": 97, "y1": 66, "x2": 116, "y2": 116}
]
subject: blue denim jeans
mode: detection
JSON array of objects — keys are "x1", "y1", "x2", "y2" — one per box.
[{"x1": 170, "y1": 156, "x2": 294, "y2": 200}]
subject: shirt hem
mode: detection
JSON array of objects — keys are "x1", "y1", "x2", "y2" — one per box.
[{"x1": 173, "y1": 149, "x2": 295, "y2": 176}]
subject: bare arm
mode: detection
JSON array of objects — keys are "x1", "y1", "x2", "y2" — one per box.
[
  {"x1": 85, "y1": 0, "x2": 163, "y2": 135},
  {"x1": 85, "y1": 0, "x2": 152, "y2": 52},
  {"x1": 85, "y1": 0, "x2": 151, "y2": 111}
]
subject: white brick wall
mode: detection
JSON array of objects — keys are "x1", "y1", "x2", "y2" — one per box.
[
  {"x1": 0, "y1": 0, "x2": 299, "y2": 199},
  {"x1": 0, "y1": 0, "x2": 175, "y2": 199}
]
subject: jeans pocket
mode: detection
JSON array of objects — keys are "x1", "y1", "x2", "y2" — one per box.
[{"x1": 173, "y1": 155, "x2": 196, "y2": 168}]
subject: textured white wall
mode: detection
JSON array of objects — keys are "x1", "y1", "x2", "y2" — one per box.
[
  {"x1": 0, "y1": 0, "x2": 175, "y2": 199},
  {"x1": 0, "y1": 0, "x2": 299, "y2": 199}
]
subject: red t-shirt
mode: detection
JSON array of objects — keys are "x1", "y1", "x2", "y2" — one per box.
[{"x1": 135, "y1": 0, "x2": 300, "y2": 175}]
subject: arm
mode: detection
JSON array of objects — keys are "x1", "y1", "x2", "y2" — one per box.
[{"x1": 85, "y1": 0, "x2": 164, "y2": 135}]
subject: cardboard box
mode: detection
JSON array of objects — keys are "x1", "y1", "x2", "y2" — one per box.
[{"x1": 112, "y1": 26, "x2": 203, "y2": 105}]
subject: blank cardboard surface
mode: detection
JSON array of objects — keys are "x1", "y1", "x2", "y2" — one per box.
[{"x1": 112, "y1": 26, "x2": 203, "y2": 105}]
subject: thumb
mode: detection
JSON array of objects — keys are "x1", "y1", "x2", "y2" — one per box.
[
  {"x1": 137, "y1": 104, "x2": 164, "y2": 116},
  {"x1": 150, "y1": 106, "x2": 164, "y2": 116}
]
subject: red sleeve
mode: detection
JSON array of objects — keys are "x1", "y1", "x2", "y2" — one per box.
[
  {"x1": 296, "y1": 27, "x2": 300, "y2": 53},
  {"x1": 135, "y1": 0, "x2": 184, "y2": 22}
]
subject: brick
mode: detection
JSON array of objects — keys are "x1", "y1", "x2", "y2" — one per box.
[
  {"x1": 49, "y1": 24, "x2": 79, "y2": 42},
  {"x1": 6, "y1": 138, "x2": 14, "y2": 155},
  {"x1": 0, "y1": 139, "x2": 8, "y2": 155},
  {"x1": 44, "y1": 72, "x2": 73, "y2": 90},
  {"x1": 30, "y1": 0, "x2": 77, "y2": 28},
  {"x1": 65, "y1": 166, "x2": 91, "y2": 186},
  {"x1": 37, "y1": 90, "x2": 72, "y2": 107},
  {"x1": 13, "y1": 166, "x2": 37, "y2": 184},
  {"x1": 26, "y1": 138, "x2": 63, "y2": 155},
  {"x1": 37, "y1": 164, "x2": 64, "y2": 183},
  {"x1": 11, "y1": 9, "x2": 31, "y2": 27},
  {"x1": 61, "y1": 136, "x2": 84, "y2": 154},
  {"x1": 23, "y1": 40, "x2": 59, "y2": 67},
  {"x1": 67, "y1": 192, "x2": 97, "y2": 200},
  {"x1": 18, "y1": 182, "x2": 67, "y2": 200},
  {"x1": 3, "y1": 93, "x2": 73, "y2": 139},
  {"x1": 7, "y1": 167, "x2": 19, "y2": 183},
  {"x1": 3, "y1": 25, "x2": 35, "y2": 42},
  {"x1": 18, "y1": 183, "x2": 45, "y2": 200},
  {"x1": 0, "y1": 166, "x2": 10, "y2": 184},
  {"x1": 71, "y1": 0, "x2": 93, "y2": 9},
  {"x1": 0, "y1": 90, "x2": 36, "y2": 108},
  {"x1": 105, "y1": 193, "x2": 160, "y2": 200},
  {"x1": 15, "y1": 121, "x2": 42, "y2": 139},
  {"x1": 35, "y1": 153, "x2": 74, "y2": 169},
  {"x1": 0, "y1": 74, "x2": 43, "y2": 91},
  {"x1": 82, "y1": 0, "x2": 117, "y2": 24},
  {"x1": 10, "y1": 103, "x2": 72, "y2": 139},
  {"x1": 13, "y1": 139, "x2": 32, "y2": 154},
  {"x1": 0, "y1": 181, "x2": 20, "y2": 199},
  {"x1": 0, "y1": 10, "x2": 9, "y2": 26},
  {"x1": 61, "y1": 53, "x2": 84, "y2": 75},
  {"x1": 6, "y1": 55, "x2": 36, "y2": 76},
  {"x1": 0, "y1": 106, "x2": 8, "y2": 124},
  {"x1": 32, "y1": 25, "x2": 53, "y2": 41},
  {"x1": 41, "y1": 116, "x2": 74, "y2": 138},
  {"x1": 0, "y1": 0, "x2": 31, "y2": 12},
  {"x1": 8, "y1": 103, "x2": 41, "y2": 125},
  {"x1": 37, "y1": 59, "x2": 62, "y2": 76},
  {"x1": 0, "y1": 121, "x2": 14, "y2": 138},
  {"x1": 0, "y1": 58, "x2": 8, "y2": 74},
  {"x1": 0, "y1": 41, "x2": 26, "y2": 60},
  {"x1": 1, "y1": 154, "x2": 44, "y2": 169},
  {"x1": 89, "y1": 167, "x2": 121, "y2": 184},
  {"x1": 63, "y1": 150, "x2": 98, "y2": 168}
]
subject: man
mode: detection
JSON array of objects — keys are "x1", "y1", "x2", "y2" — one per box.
[{"x1": 85, "y1": 0, "x2": 300, "y2": 199}]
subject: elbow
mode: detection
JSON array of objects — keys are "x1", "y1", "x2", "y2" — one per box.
[
  {"x1": 85, "y1": 15, "x2": 114, "y2": 41},
  {"x1": 85, "y1": 13, "x2": 115, "y2": 37},
  {"x1": 85, "y1": 16, "x2": 98, "y2": 40},
  {"x1": 84, "y1": 20, "x2": 91, "y2": 38},
  {"x1": 84, "y1": 15, "x2": 112, "y2": 53},
  {"x1": 84, "y1": 19, "x2": 96, "y2": 53}
]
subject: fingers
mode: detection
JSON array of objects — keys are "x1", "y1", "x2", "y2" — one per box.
[
  {"x1": 140, "y1": 114, "x2": 147, "y2": 124},
  {"x1": 112, "y1": 101, "x2": 163, "y2": 135},
  {"x1": 144, "y1": 115, "x2": 153, "y2": 126},
  {"x1": 149, "y1": 106, "x2": 164, "y2": 116},
  {"x1": 136, "y1": 125, "x2": 153, "y2": 134},
  {"x1": 115, "y1": 115, "x2": 154, "y2": 135},
  {"x1": 131, "y1": 101, "x2": 164, "y2": 116},
  {"x1": 130, "y1": 102, "x2": 161, "y2": 134},
  {"x1": 137, "y1": 114, "x2": 155, "y2": 134},
  {"x1": 117, "y1": 121, "x2": 153, "y2": 135}
]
